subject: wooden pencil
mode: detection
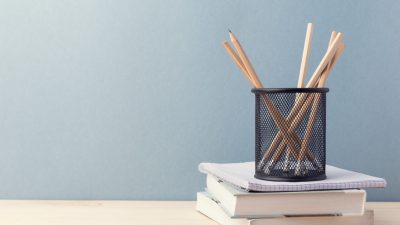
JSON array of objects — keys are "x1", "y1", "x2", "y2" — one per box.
[
  {"x1": 223, "y1": 41, "x2": 254, "y2": 85},
  {"x1": 229, "y1": 31, "x2": 263, "y2": 88},
  {"x1": 297, "y1": 23, "x2": 314, "y2": 88},
  {"x1": 282, "y1": 23, "x2": 314, "y2": 170},
  {"x1": 318, "y1": 31, "x2": 337, "y2": 86},
  {"x1": 305, "y1": 33, "x2": 343, "y2": 88}
]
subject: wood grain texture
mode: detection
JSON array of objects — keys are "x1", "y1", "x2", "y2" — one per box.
[{"x1": 0, "y1": 201, "x2": 396, "y2": 225}]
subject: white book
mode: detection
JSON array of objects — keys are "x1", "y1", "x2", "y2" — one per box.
[
  {"x1": 199, "y1": 161, "x2": 386, "y2": 192},
  {"x1": 196, "y1": 192, "x2": 374, "y2": 225},
  {"x1": 206, "y1": 175, "x2": 366, "y2": 217}
]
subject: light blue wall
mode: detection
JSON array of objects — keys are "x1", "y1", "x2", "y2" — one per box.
[{"x1": 0, "y1": 0, "x2": 398, "y2": 201}]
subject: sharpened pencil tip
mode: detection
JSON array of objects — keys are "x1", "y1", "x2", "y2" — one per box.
[{"x1": 228, "y1": 29, "x2": 232, "y2": 33}]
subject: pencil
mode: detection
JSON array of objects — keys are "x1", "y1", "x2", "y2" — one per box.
[
  {"x1": 229, "y1": 31, "x2": 263, "y2": 88},
  {"x1": 297, "y1": 23, "x2": 314, "y2": 88},
  {"x1": 282, "y1": 23, "x2": 313, "y2": 171},
  {"x1": 223, "y1": 41, "x2": 254, "y2": 85},
  {"x1": 318, "y1": 31, "x2": 337, "y2": 86}
]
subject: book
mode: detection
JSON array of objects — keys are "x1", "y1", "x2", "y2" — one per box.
[
  {"x1": 196, "y1": 192, "x2": 374, "y2": 225},
  {"x1": 206, "y1": 175, "x2": 366, "y2": 217},
  {"x1": 199, "y1": 161, "x2": 386, "y2": 192}
]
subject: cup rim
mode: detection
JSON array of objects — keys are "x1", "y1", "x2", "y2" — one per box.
[{"x1": 251, "y1": 88, "x2": 329, "y2": 93}]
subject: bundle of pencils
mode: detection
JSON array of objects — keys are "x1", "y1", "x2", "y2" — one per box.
[{"x1": 223, "y1": 23, "x2": 345, "y2": 176}]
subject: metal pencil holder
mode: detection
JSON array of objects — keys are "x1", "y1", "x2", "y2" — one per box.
[{"x1": 252, "y1": 88, "x2": 328, "y2": 182}]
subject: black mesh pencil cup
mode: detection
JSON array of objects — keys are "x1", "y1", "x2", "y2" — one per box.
[{"x1": 252, "y1": 88, "x2": 328, "y2": 182}]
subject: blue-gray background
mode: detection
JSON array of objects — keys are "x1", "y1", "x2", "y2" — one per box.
[{"x1": 0, "y1": 0, "x2": 398, "y2": 201}]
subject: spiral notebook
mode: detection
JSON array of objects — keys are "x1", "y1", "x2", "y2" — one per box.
[{"x1": 199, "y1": 162, "x2": 386, "y2": 192}]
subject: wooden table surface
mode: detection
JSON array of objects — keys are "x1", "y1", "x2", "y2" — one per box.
[{"x1": 0, "y1": 201, "x2": 398, "y2": 225}]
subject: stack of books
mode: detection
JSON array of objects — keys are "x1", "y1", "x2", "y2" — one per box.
[{"x1": 196, "y1": 162, "x2": 386, "y2": 225}]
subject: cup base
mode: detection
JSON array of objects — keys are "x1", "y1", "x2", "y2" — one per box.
[{"x1": 254, "y1": 172, "x2": 326, "y2": 182}]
